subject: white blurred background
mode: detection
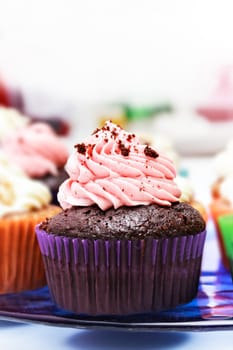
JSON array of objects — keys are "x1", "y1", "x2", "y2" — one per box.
[
  {"x1": 0, "y1": 0, "x2": 232, "y2": 105},
  {"x1": 1, "y1": 0, "x2": 233, "y2": 150}
]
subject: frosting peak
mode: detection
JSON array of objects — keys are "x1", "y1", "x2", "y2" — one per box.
[{"x1": 58, "y1": 121, "x2": 181, "y2": 210}]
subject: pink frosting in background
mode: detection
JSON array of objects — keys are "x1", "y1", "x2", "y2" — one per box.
[
  {"x1": 1, "y1": 123, "x2": 68, "y2": 178},
  {"x1": 58, "y1": 121, "x2": 181, "y2": 211}
]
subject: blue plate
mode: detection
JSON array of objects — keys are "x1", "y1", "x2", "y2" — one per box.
[{"x1": 0, "y1": 221, "x2": 232, "y2": 332}]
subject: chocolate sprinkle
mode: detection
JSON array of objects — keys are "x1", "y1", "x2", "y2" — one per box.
[
  {"x1": 91, "y1": 127, "x2": 100, "y2": 135},
  {"x1": 144, "y1": 145, "x2": 159, "y2": 158},
  {"x1": 119, "y1": 143, "x2": 130, "y2": 156},
  {"x1": 126, "y1": 134, "x2": 135, "y2": 142},
  {"x1": 74, "y1": 143, "x2": 86, "y2": 154}
]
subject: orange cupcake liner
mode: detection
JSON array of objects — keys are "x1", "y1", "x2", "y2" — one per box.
[{"x1": 0, "y1": 205, "x2": 61, "y2": 294}]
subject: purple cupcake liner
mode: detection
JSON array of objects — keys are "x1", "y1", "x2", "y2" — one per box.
[{"x1": 36, "y1": 226, "x2": 206, "y2": 315}]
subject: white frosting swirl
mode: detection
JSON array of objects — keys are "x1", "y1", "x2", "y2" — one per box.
[
  {"x1": 0, "y1": 107, "x2": 29, "y2": 141},
  {"x1": 0, "y1": 152, "x2": 51, "y2": 217}
]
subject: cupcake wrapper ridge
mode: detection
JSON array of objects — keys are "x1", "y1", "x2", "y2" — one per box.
[
  {"x1": 36, "y1": 227, "x2": 206, "y2": 316},
  {"x1": 0, "y1": 217, "x2": 46, "y2": 294}
]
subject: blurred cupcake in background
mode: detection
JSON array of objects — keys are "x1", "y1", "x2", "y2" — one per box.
[
  {"x1": 197, "y1": 66, "x2": 233, "y2": 122},
  {"x1": 1, "y1": 123, "x2": 69, "y2": 204},
  {"x1": 175, "y1": 175, "x2": 207, "y2": 222},
  {"x1": 153, "y1": 110, "x2": 219, "y2": 156},
  {"x1": 0, "y1": 151, "x2": 61, "y2": 293},
  {"x1": 0, "y1": 106, "x2": 29, "y2": 141},
  {"x1": 210, "y1": 140, "x2": 233, "y2": 271}
]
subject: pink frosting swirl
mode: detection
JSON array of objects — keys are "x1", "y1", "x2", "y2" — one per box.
[
  {"x1": 58, "y1": 121, "x2": 181, "y2": 210},
  {"x1": 2, "y1": 123, "x2": 68, "y2": 178}
]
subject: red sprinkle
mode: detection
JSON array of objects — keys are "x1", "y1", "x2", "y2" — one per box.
[{"x1": 87, "y1": 144, "x2": 95, "y2": 157}]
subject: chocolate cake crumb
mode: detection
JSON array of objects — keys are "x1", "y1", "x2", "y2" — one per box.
[
  {"x1": 126, "y1": 133, "x2": 135, "y2": 142},
  {"x1": 74, "y1": 143, "x2": 86, "y2": 154},
  {"x1": 119, "y1": 144, "x2": 130, "y2": 156},
  {"x1": 112, "y1": 129, "x2": 118, "y2": 138},
  {"x1": 92, "y1": 127, "x2": 100, "y2": 135},
  {"x1": 118, "y1": 140, "x2": 130, "y2": 156},
  {"x1": 144, "y1": 145, "x2": 159, "y2": 158}
]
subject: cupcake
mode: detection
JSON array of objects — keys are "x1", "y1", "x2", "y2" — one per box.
[
  {"x1": 0, "y1": 106, "x2": 29, "y2": 141},
  {"x1": 36, "y1": 121, "x2": 206, "y2": 315},
  {"x1": 1, "y1": 122, "x2": 69, "y2": 204},
  {"x1": 0, "y1": 151, "x2": 61, "y2": 293}
]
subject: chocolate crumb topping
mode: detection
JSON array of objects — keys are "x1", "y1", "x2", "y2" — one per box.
[
  {"x1": 112, "y1": 129, "x2": 118, "y2": 138},
  {"x1": 144, "y1": 145, "x2": 159, "y2": 158},
  {"x1": 92, "y1": 127, "x2": 100, "y2": 135},
  {"x1": 119, "y1": 142, "x2": 130, "y2": 156},
  {"x1": 75, "y1": 143, "x2": 86, "y2": 154},
  {"x1": 126, "y1": 134, "x2": 135, "y2": 142}
]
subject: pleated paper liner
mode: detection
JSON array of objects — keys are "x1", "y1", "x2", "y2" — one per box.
[
  {"x1": 0, "y1": 205, "x2": 61, "y2": 294},
  {"x1": 36, "y1": 227, "x2": 206, "y2": 316}
]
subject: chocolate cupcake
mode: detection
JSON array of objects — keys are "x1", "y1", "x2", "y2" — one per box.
[
  {"x1": 36, "y1": 121, "x2": 206, "y2": 315},
  {"x1": 1, "y1": 122, "x2": 68, "y2": 204}
]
